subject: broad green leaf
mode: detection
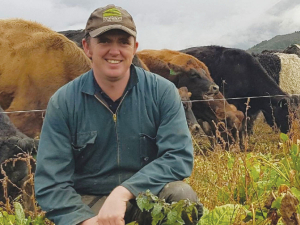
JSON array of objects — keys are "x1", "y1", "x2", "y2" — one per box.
[
  {"x1": 290, "y1": 144, "x2": 300, "y2": 171},
  {"x1": 279, "y1": 180, "x2": 290, "y2": 187},
  {"x1": 152, "y1": 203, "x2": 163, "y2": 216},
  {"x1": 137, "y1": 196, "x2": 149, "y2": 211},
  {"x1": 14, "y1": 202, "x2": 26, "y2": 224},
  {"x1": 271, "y1": 196, "x2": 283, "y2": 209},
  {"x1": 25, "y1": 216, "x2": 32, "y2": 225},
  {"x1": 8, "y1": 215, "x2": 16, "y2": 224},
  {"x1": 126, "y1": 222, "x2": 138, "y2": 225},
  {"x1": 202, "y1": 207, "x2": 210, "y2": 217},
  {"x1": 280, "y1": 133, "x2": 289, "y2": 142},
  {"x1": 256, "y1": 211, "x2": 268, "y2": 220},
  {"x1": 291, "y1": 187, "x2": 300, "y2": 202},
  {"x1": 198, "y1": 204, "x2": 243, "y2": 225},
  {"x1": 227, "y1": 155, "x2": 235, "y2": 169},
  {"x1": 144, "y1": 201, "x2": 155, "y2": 211},
  {"x1": 151, "y1": 204, "x2": 164, "y2": 225},
  {"x1": 167, "y1": 210, "x2": 178, "y2": 223},
  {"x1": 249, "y1": 162, "x2": 260, "y2": 182},
  {"x1": 291, "y1": 144, "x2": 298, "y2": 156}
]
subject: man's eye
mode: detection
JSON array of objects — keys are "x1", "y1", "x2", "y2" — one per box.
[{"x1": 98, "y1": 38, "x2": 110, "y2": 43}]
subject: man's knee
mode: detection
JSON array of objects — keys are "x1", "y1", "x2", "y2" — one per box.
[{"x1": 158, "y1": 181, "x2": 199, "y2": 203}]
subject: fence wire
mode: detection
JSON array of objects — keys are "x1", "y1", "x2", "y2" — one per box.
[{"x1": 1, "y1": 93, "x2": 300, "y2": 114}]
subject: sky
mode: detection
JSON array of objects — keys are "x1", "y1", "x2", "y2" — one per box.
[{"x1": 1, "y1": 0, "x2": 300, "y2": 51}]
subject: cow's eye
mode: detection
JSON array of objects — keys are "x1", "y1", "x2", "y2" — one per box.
[{"x1": 190, "y1": 73, "x2": 198, "y2": 78}]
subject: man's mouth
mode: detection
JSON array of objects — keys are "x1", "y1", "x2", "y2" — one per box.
[{"x1": 107, "y1": 59, "x2": 122, "y2": 64}]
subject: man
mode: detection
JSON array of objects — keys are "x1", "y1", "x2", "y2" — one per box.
[{"x1": 35, "y1": 4, "x2": 202, "y2": 225}]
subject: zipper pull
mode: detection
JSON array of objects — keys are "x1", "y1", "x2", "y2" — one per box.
[{"x1": 113, "y1": 114, "x2": 117, "y2": 123}]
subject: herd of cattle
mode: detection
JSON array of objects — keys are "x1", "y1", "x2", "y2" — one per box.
[{"x1": 1, "y1": 18, "x2": 300, "y2": 203}]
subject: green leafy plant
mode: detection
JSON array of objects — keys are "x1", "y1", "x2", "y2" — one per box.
[
  {"x1": 132, "y1": 190, "x2": 202, "y2": 225},
  {"x1": 198, "y1": 204, "x2": 245, "y2": 225},
  {"x1": 0, "y1": 202, "x2": 47, "y2": 225}
]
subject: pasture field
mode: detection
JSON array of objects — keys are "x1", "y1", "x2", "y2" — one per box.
[{"x1": 1, "y1": 110, "x2": 300, "y2": 224}]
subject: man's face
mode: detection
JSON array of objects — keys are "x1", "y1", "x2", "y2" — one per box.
[{"x1": 83, "y1": 29, "x2": 138, "y2": 81}]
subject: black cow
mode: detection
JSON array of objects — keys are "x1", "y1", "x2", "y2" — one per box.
[
  {"x1": 181, "y1": 46, "x2": 291, "y2": 134},
  {"x1": 0, "y1": 106, "x2": 38, "y2": 204},
  {"x1": 59, "y1": 29, "x2": 85, "y2": 48}
]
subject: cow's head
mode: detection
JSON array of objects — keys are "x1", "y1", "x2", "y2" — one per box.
[
  {"x1": 167, "y1": 62, "x2": 219, "y2": 100},
  {"x1": 283, "y1": 44, "x2": 300, "y2": 57},
  {"x1": 265, "y1": 95, "x2": 300, "y2": 134},
  {"x1": 262, "y1": 96, "x2": 290, "y2": 133}
]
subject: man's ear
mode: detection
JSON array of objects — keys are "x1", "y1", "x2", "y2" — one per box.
[
  {"x1": 82, "y1": 38, "x2": 92, "y2": 58},
  {"x1": 133, "y1": 41, "x2": 139, "y2": 54}
]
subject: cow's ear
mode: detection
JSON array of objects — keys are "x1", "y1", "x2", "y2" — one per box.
[
  {"x1": 167, "y1": 62, "x2": 181, "y2": 76},
  {"x1": 169, "y1": 69, "x2": 178, "y2": 76},
  {"x1": 188, "y1": 92, "x2": 192, "y2": 98}
]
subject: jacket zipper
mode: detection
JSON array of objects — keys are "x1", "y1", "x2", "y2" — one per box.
[{"x1": 94, "y1": 91, "x2": 129, "y2": 184}]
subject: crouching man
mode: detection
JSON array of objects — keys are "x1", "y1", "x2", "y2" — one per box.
[{"x1": 34, "y1": 4, "x2": 203, "y2": 225}]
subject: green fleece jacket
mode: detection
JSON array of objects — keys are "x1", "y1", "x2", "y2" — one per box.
[{"x1": 34, "y1": 65, "x2": 194, "y2": 225}]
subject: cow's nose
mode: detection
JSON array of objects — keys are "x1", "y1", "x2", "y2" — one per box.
[
  {"x1": 191, "y1": 124, "x2": 201, "y2": 133},
  {"x1": 210, "y1": 84, "x2": 219, "y2": 94}
]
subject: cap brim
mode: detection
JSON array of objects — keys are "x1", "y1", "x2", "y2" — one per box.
[{"x1": 89, "y1": 25, "x2": 136, "y2": 38}]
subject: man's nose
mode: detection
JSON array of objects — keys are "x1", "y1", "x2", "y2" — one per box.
[{"x1": 108, "y1": 43, "x2": 120, "y2": 55}]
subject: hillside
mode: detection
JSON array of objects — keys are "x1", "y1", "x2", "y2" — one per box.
[{"x1": 247, "y1": 31, "x2": 300, "y2": 53}]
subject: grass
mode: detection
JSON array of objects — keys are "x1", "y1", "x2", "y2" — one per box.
[{"x1": 188, "y1": 107, "x2": 300, "y2": 224}]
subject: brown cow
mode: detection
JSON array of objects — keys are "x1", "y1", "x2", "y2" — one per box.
[
  {"x1": 137, "y1": 49, "x2": 244, "y2": 144},
  {"x1": 0, "y1": 19, "x2": 91, "y2": 138}
]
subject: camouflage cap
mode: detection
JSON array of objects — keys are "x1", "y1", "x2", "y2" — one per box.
[{"x1": 85, "y1": 4, "x2": 137, "y2": 38}]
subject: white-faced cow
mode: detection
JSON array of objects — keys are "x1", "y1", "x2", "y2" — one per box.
[{"x1": 254, "y1": 52, "x2": 300, "y2": 95}]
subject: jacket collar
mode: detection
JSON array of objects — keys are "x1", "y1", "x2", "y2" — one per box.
[{"x1": 81, "y1": 64, "x2": 139, "y2": 96}]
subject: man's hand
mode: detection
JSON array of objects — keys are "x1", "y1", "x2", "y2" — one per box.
[
  {"x1": 97, "y1": 186, "x2": 134, "y2": 225},
  {"x1": 80, "y1": 216, "x2": 98, "y2": 225}
]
